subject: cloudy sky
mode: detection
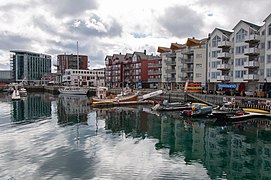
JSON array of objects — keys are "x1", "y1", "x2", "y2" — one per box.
[{"x1": 0, "y1": 0, "x2": 270, "y2": 71}]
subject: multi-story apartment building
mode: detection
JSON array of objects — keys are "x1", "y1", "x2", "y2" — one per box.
[
  {"x1": 158, "y1": 38, "x2": 207, "y2": 91},
  {"x1": 57, "y1": 54, "x2": 88, "y2": 74},
  {"x1": 208, "y1": 13, "x2": 271, "y2": 96},
  {"x1": 62, "y1": 68, "x2": 105, "y2": 87},
  {"x1": 10, "y1": 50, "x2": 51, "y2": 84},
  {"x1": 105, "y1": 51, "x2": 161, "y2": 89}
]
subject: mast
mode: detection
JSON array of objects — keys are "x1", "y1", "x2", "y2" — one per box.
[{"x1": 77, "y1": 41, "x2": 79, "y2": 70}]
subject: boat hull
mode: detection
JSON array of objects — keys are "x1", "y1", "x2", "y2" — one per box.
[{"x1": 91, "y1": 94, "x2": 138, "y2": 104}]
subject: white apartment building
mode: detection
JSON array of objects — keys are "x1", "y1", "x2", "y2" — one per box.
[
  {"x1": 208, "y1": 13, "x2": 271, "y2": 96},
  {"x1": 62, "y1": 68, "x2": 105, "y2": 87}
]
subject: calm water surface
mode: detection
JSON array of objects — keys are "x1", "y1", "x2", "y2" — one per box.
[{"x1": 0, "y1": 93, "x2": 271, "y2": 180}]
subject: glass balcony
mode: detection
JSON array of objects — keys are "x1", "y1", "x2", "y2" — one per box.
[
  {"x1": 243, "y1": 74, "x2": 259, "y2": 81},
  {"x1": 165, "y1": 60, "x2": 176, "y2": 66},
  {"x1": 244, "y1": 61, "x2": 259, "y2": 68},
  {"x1": 218, "y1": 40, "x2": 232, "y2": 48},
  {"x1": 217, "y1": 52, "x2": 231, "y2": 59},
  {"x1": 148, "y1": 63, "x2": 162, "y2": 68},
  {"x1": 217, "y1": 75, "x2": 230, "y2": 81},
  {"x1": 166, "y1": 53, "x2": 176, "y2": 58},
  {"x1": 148, "y1": 70, "x2": 162, "y2": 75},
  {"x1": 244, "y1": 47, "x2": 260, "y2": 56},
  {"x1": 165, "y1": 69, "x2": 176, "y2": 74},
  {"x1": 217, "y1": 64, "x2": 230, "y2": 70},
  {"x1": 244, "y1": 34, "x2": 260, "y2": 43}
]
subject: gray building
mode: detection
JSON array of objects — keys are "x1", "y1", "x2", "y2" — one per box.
[
  {"x1": 0, "y1": 70, "x2": 12, "y2": 83},
  {"x1": 10, "y1": 50, "x2": 51, "y2": 84}
]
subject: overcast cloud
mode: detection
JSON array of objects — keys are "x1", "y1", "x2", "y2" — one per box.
[{"x1": 0, "y1": 0, "x2": 270, "y2": 71}]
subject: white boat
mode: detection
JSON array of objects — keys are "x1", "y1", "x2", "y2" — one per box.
[
  {"x1": 59, "y1": 86, "x2": 89, "y2": 95},
  {"x1": 19, "y1": 87, "x2": 27, "y2": 96},
  {"x1": 12, "y1": 89, "x2": 21, "y2": 100}
]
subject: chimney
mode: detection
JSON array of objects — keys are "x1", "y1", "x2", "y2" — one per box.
[{"x1": 144, "y1": 49, "x2": 146, "y2": 55}]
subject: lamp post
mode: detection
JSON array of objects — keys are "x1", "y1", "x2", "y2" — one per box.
[{"x1": 265, "y1": 78, "x2": 268, "y2": 98}]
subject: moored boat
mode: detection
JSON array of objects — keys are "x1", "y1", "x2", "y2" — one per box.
[{"x1": 59, "y1": 86, "x2": 89, "y2": 95}]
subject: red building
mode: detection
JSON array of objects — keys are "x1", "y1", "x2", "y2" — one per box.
[
  {"x1": 57, "y1": 54, "x2": 88, "y2": 74},
  {"x1": 105, "y1": 50, "x2": 161, "y2": 89}
]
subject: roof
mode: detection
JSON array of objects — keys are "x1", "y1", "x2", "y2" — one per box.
[
  {"x1": 209, "y1": 28, "x2": 233, "y2": 38},
  {"x1": 264, "y1": 13, "x2": 271, "y2": 22},
  {"x1": 170, "y1": 43, "x2": 186, "y2": 50},
  {"x1": 232, "y1": 20, "x2": 261, "y2": 31},
  {"x1": 112, "y1": 54, "x2": 125, "y2": 62},
  {"x1": 157, "y1": 46, "x2": 171, "y2": 53},
  {"x1": 10, "y1": 50, "x2": 51, "y2": 57}
]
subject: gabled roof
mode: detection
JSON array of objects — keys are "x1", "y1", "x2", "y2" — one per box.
[
  {"x1": 133, "y1": 51, "x2": 148, "y2": 60},
  {"x1": 112, "y1": 54, "x2": 125, "y2": 62},
  {"x1": 170, "y1": 43, "x2": 186, "y2": 50},
  {"x1": 232, "y1": 20, "x2": 261, "y2": 31},
  {"x1": 105, "y1": 55, "x2": 112, "y2": 60},
  {"x1": 209, "y1": 28, "x2": 233, "y2": 37},
  {"x1": 264, "y1": 13, "x2": 271, "y2": 22},
  {"x1": 186, "y1": 38, "x2": 201, "y2": 47},
  {"x1": 157, "y1": 46, "x2": 171, "y2": 53}
]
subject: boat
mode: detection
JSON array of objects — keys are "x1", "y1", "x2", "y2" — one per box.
[
  {"x1": 90, "y1": 86, "x2": 139, "y2": 104},
  {"x1": 152, "y1": 100, "x2": 192, "y2": 111},
  {"x1": 209, "y1": 102, "x2": 246, "y2": 119},
  {"x1": 11, "y1": 89, "x2": 21, "y2": 100},
  {"x1": 19, "y1": 87, "x2": 27, "y2": 96},
  {"x1": 181, "y1": 104, "x2": 212, "y2": 117},
  {"x1": 59, "y1": 86, "x2": 89, "y2": 95}
]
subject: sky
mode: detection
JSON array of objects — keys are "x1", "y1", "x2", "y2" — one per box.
[{"x1": 0, "y1": 0, "x2": 270, "y2": 71}]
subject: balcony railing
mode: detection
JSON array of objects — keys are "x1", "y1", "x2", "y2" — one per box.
[
  {"x1": 165, "y1": 60, "x2": 176, "y2": 66},
  {"x1": 217, "y1": 75, "x2": 230, "y2": 81},
  {"x1": 217, "y1": 64, "x2": 230, "y2": 70},
  {"x1": 148, "y1": 78, "x2": 162, "y2": 83},
  {"x1": 166, "y1": 53, "x2": 176, "y2": 58},
  {"x1": 181, "y1": 68, "x2": 193, "y2": 72},
  {"x1": 244, "y1": 47, "x2": 260, "y2": 56},
  {"x1": 180, "y1": 58, "x2": 193, "y2": 64},
  {"x1": 244, "y1": 61, "x2": 259, "y2": 68},
  {"x1": 243, "y1": 74, "x2": 259, "y2": 81},
  {"x1": 148, "y1": 70, "x2": 162, "y2": 75},
  {"x1": 181, "y1": 49, "x2": 194, "y2": 55},
  {"x1": 245, "y1": 34, "x2": 260, "y2": 43},
  {"x1": 166, "y1": 77, "x2": 176, "y2": 82},
  {"x1": 180, "y1": 77, "x2": 193, "y2": 81},
  {"x1": 148, "y1": 63, "x2": 162, "y2": 68},
  {"x1": 218, "y1": 40, "x2": 232, "y2": 48},
  {"x1": 165, "y1": 69, "x2": 176, "y2": 74},
  {"x1": 217, "y1": 52, "x2": 231, "y2": 59}
]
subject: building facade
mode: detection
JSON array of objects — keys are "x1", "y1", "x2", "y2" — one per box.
[
  {"x1": 10, "y1": 50, "x2": 51, "y2": 84},
  {"x1": 57, "y1": 54, "x2": 88, "y2": 75},
  {"x1": 62, "y1": 68, "x2": 105, "y2": 87},
  {"x1": 208, "y1": 13, "x2": 271, "y2": 96},
  {"x1": 0, "y1": 70, "x2": 12, "y2": 83}
]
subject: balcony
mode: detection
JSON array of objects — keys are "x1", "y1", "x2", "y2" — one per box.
[
  {"x1": 244, "y1": 61, "x2": 259, "y2": 68},
  {"x1": 181, "y1": 49, "x2": 194, "y2": 55},
  {"x1": 218, "y1": 40, "x2": 232, "y2": 48},
  {"x1": 181, "y1": 68, "x2": 193, "y2": 72},
  {"x1": 244, "y1": 47, "x2": 260, "y2": 56},
  {"x1": 166, "y1": 52, "x2": 176, "y2": 58},
  {"x1": 148, "y1": 63, "x2": 162, "y2": 68},
  {"x1": 148, "y1": 70, "x2": 162, "y2": 75},
  {"x1": 217, "y1": 52, "x2": 231, "y2": 59},
  {"x1": 165, "y1": 60, "x2": 176, "y2": 66},
  {"x1": 165, "y1": 69, "x2": 176, "y2": 74},
  {"x1": 148, "y1": 78, "x2": 162, "y2": 83},
  {"x1": 245, "y1": 34, "x2": 260, "y2": 44},
  {"x1": 180, "y1": 77, "x2": 193, "y2": 81},
  {"x1": 180, "y1": 58, "x2": 193, "y2": 64},
  {"x1": 166, "y1": 77, "x2": 176, "y2": 82},
  {"x1": 217, "y1": 64, "x2": 230, "y2": 70},
  {"x1": 217, "y1": 75, "x2": 230, "y2": 81},
  {"x1": 243, "y1": 74, "x2": 259, "y2": 81}
]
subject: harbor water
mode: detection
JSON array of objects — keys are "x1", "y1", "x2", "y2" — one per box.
[{"x1": 0, "y1": 93, "x2": 271, "y2": 180}]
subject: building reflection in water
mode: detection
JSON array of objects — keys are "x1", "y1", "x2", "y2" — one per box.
[
  {"x1": 11, "y1": 93, "x2": 51, "y2": 123},
  {"x1": 96, "y1": 107, "x2": 271, "y2": 180},
  {"x1": 57, "y1": 94, "x2": 90, "y2": 126}
]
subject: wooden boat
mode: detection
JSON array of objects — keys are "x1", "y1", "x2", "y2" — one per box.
[
  {"x1": 91, "y1": 86, "x2": 138, "y2": 104},
  {"x1": 59, "y1": 86, "x2": 89, "y2": 95}
]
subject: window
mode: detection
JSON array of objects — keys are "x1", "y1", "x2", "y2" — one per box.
[
  {"x1": 235, "y1": 70, "x2": 247, "y2": 78},
  {"x1": 268, "y1": 41, "x2": 271, "y2": 49},
  {"x1": 196, "y1": 73, "x2": 202, "y2": 78},
  {"x1": 235, "y1": 58, "x2": 247, "y2": 66},
  {"x1": 262, "y1": 30, "x2": 265, "y2": 36},
  {"x1": 267, "y1": 69, "x2": 271, "y2": 77},
  {"x1": 196, "y1": 64, "x2": 202, "y2": 68},
  {"x1": 236, "y1": 28, "x2": 248, "y2": 42},
  {"x1": 196, "y1": 54, "x2": 203, "y2": 59},
  {"x1": 211, "y1": 61, "x2": 220, "y2": 68},
  {"x1": 211, "y1": 72, "x2": 220, "y2": 79},
  {"x1": 268, "y1": 23, "x2": 271, "y2": 36},
  {"x1": 260, "y1": 56, "x2": 265, "y2": 63},
  {"x1": 261, "y1": 43, "x2": 265, "y2": 49},
  {"x1": 212, "y1": 35, "x2": 221, "y2": 47},
  {"x1": 260, "y1": 69, "x2": 264, "y2": 76},
  {"x1": 212, "y1": 50, "x2": 221, "y2": 58},
  {"x1": 235, "y1": 46, "x2": 247, "y2": 54},
  {"x1": 267, "y1": 55, "x2": 271, "y2": 64}
]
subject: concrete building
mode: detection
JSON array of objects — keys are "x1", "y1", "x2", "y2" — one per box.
[
  {"x1": 208, "y1": 13, "x2": 271, "y2": 96},
  {"x1": 57, "y1": 54, "x2": 88, "y2": 75},
  {"x1": 10, "y1": 50, "x2": 51, "y2": 84},
  {"x1": 158, "y1": 38, "x2": 208, "y2": 91},
  {"x1": 62, "y1": 68, "x2": 105, "y2": 87}
]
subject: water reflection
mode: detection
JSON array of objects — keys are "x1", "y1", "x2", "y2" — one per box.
[
  {"x1": 10, "y1": 93, "x2": 52, "y2": 123},
  {"x1": 97, "y1": 108, "x2": 271, "y2": 180},
  {"x1": 57, "y1": 94, "x2": 90, "y2": 126}
]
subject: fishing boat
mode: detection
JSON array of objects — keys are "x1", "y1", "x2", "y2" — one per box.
[
  {"x1": 59, "y1": 86, "x2": 89, "y2": 95},
  {"x1": 90, "y1": 86, "x2": 139, "y2": 104}
]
